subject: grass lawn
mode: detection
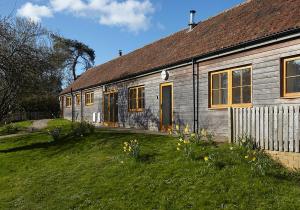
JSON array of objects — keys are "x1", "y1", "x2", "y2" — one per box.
[
  {"x1": 0, "y1": 121, "x2": 33, "y2": 136},
  {"x1": 1, "y1": 119, "x2": 300, "y2": 209}
]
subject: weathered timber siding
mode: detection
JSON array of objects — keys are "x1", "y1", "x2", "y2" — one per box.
[
  {"x1": 61, "y1": 38, "x2": 300, "y2": 140},
  {"x1": 198, "y1": 38, "x2": 300, "y2": 138}
]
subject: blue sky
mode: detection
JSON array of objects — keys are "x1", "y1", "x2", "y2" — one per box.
[{"x1": 1, "y1": 0, "x2": 244, "y2": 69}]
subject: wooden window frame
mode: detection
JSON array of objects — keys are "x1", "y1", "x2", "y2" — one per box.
[
  {"x1": 66, "y1": 96, "x2": 72, "y2": 108},
  {"x1": 75, "y1": 94, "x2": 81, "y2": 105},
  {"x1": 85, "y1": 91, "x2": 94, "y2": 106},
  {"x1": 282, "y1": 56, "x2": 300, "y2": 98},
  {"x1": 210, "y1": 66, "x2": 252, "y2": 109},
  {"x1": 128, "y1": 86, "x2": 145, "y2": 112}
]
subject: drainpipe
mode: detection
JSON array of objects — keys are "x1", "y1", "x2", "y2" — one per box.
[
  {"x1": 192, "y1": 58, "x2": 196, "y2": 133},
  {"x1": 81, "y1": 89, "x2": 83, "y2": 122},
  {"x1": 71, "y1": 88, "x2": 75, "y2": 122},
  {"x1": 192, "y1": 58, "x2": 199, "y2": 133}
]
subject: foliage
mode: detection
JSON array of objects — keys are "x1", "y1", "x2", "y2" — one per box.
[
  {"x1": 2, "y1": 123, "x2": 19, "y2": 135},
  {"x1": 237, "y1": 135, "x2": 272, "y2": 176},
  {"x1": 0, "y1": 17, "x2": 63, "y2": 121},
  {"x1": 48, "y1": 127, "x2": 62, "y2": 141},
  {"x1": 123, "y1": 140, "x2": 140, "y2": 159},
  {"x1": 52, "y1": 34, "x2": 95, "y2": 84},
  {"x1": 172, "y1": 124, "x2": 215, "y2": 159},
  {"x1": 71, "y1": 121, "x2": 95, "y2": 137},
  {"x1": 0, "y1": 120, "x2": 300, "y2": 209}
]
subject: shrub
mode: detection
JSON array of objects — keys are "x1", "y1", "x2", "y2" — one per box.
[
  {"x1": 237, "y1": 135, "x2": 257, "y2": 150},
  {"x1": 123, "y1": 140, "x2": 140, "y2": 159},
  {"x1": 71, "y1": 121, "x2": 95, "y2": 137},
  {"x1": 48, "y1": 127, "x2": 62, "y2": 141},
  {"x1": 3, "y1": 123, "x2": 19, "y2": 134}
]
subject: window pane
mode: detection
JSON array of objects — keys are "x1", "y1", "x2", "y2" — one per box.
[
  {"x1": 232, "y1": 87, "x2": 241, "y2": 104},
  {"x1": 220, "y1": 73, "x2": 228, "y2": 88},
  {"x1": 242, "y1": 68, "x2": 251, "y2": 86},
  {"x1": 91, "y1": 93, "x2": 94, "y2": 103},
  {"x1": 220, "y1": 89, "x2": 228, "y2": 104},
  {"x1": 242, "y1": 86, "x2": 251, "y2": 103},
  {"x1": 138, "y1": 87, "x2": 145, "y2": 109},
  {"x1": 286, "y1": 59, "x2": 300, "y2": 77},
  {"x1": 232, "y1": 70, "x2": 241, "y2": 87},
  {"x1": 286, "y1": 76, "x2": 300, "y2": 93},
  {"x1": 212, "y1": 74, "x2": 219, "y2": 89},
  {"x1": 212, "y1": 90, "x2": 219, "y2": 105}
]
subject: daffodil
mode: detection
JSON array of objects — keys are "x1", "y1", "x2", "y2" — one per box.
[
  {"x1": 179, "y1": 138, "x2": 184, "y2": 142},
  {"x1": 204, "y1": 156, "x2": 209, "y2": 161},
  {"x1": 120, "y1": 161, "x2": 124, "y2": 164},
  {"x1": 245, "y1": 155, "x2": 249, "y2": 159},
  {"x1": 184, "y1": 139, "x2": 190, "y2": 144},
  {"x1": 177, "y1": 143, "x2": 181, "y2": 146},
  {"x1": 230, "y1": 147, "x2": 234, "y2": 150},
  {"x1": 252, "y1": 157, "x2": 256, "y2": 161},
  {"x1": 191, "y1": 133, "x2": 196, "y2": 138},
  {"x1": 177, "y1": 147, "x2": 180, "y2": 151},
  {"x1": 184, "y1": 124, "x2": 190, "y2": 134},
  {"x1": 176, "y1": 124, "x2": 180, "y2": 131},
  {"x1": 201, "y1": 129, "x2": 207, "y2": 137}
]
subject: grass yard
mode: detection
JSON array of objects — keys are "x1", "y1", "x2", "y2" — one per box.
[
  {"x1": 1, "y1": 119, "x2": 300, "y2": 209},
  {"x1": 0, "y1": 121, "x2": 32, "y2": 136}
]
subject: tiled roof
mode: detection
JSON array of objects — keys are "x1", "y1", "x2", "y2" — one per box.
[{"x1": 61, "y1": 0, "x2": 300, "y2": 94}]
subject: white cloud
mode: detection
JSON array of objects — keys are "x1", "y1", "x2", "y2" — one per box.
[
  {"x1": 17, "y1": 0, "x2": 155, "y2": 32},
  {"x1": 50, "y1": 0, "x2": 87, "y2": 12},
  {"x1": 17, "y1": 2, "x2": 53, "y2": 22}
]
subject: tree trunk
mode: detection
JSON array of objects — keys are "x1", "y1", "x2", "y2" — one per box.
[{"x1": 71, "y1": 54, "x2": 80, "y2": 80}]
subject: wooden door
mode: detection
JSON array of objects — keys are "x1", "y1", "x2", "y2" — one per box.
[
  {"x1": 103, "y1": 92, "x2": 118, "y2": 126},
  {"x1": 160, "y1": 83, "x2": 173, "y2": 131}
]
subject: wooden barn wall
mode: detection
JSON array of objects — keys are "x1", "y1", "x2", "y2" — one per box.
[{"x1": 62, "y1": 38, "x2": 300, "y2": 139}]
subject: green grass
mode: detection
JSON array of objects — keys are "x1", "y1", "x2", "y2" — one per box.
[
  {"x1": 1, "y1": 119, "x2": 300, "y2": 209},
  {"x1": 0, "y1": 121, "x2": 32, "y2": 136}
]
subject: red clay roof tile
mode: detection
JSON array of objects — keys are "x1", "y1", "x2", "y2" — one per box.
[{"x1": 61, "y1": 0, "x2": 300, "y2": 94}]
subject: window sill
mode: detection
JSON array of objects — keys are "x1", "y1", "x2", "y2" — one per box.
[
  {"x1": 85, "y1": 103, "x2": 94, "y2": 106},
  {"x1": 209, "y1": 104, "x2": 253, "y2": 110},
  {"x1": 281, "y1": 94, "x2": 300, "y2": 99},
  {"x1": 128, "y1": 109, "x2": 145, "y2": 113}
]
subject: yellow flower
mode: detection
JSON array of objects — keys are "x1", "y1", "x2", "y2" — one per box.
[
  {"x1": 191, "y1": 133, "x2": 196, "y2": 138},
  {"x1": 201, "y1": 129, "x2": 207, "y2": 137},
  {"x1": 177, "y1": 147, "x2": 180, "y2": 151},
  {"x1": 179, "y1": 138, "x2": 184, "y2": 142},
  {"x1": 124, "y1": 142, "x2": 128, "y2": 146},
  {"x1": 245, "y1": 155, "x2": 249, "y2": 159},
  {"x1": 128, "y1": 147, "x2": 132, "y2": 152},
  {"x1": 120, "y1": 161, "x2": 124, "y2": 164},
  {"x1": 184, "y1": 124, "x2": 190, "y2": 134},
  {"x1": 176, "y1": 125, "x2": 180, "y2": 131},
  {"x1": 177, "y1": 143, "x2": 181, "y2": 146},
  {"x1": 204, "y1": 156, "x2": 209, "y2": 161},
  {"x1": 252, "y1": 157, "x2": 256, "y2": 161},
  {"x1": 184, "y1": 139, "x2": 190, "y2": 144},
  {"x1": 230, "y1": 147, "x2": 234, "y2": 150}
]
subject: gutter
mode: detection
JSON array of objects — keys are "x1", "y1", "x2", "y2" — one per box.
[{"x1": 60, "y1": 28, "x2": 300, "y2": 95}]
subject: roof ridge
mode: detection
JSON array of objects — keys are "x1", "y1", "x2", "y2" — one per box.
[{"x1": 89, "y1": 0, "x2": 255, "y2": 72}]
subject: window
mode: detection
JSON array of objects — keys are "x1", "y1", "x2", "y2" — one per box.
[
  {"x1": 85, "y1": 92, "x2": 94, "y2": 106},
  {"x1": 76, "y1": 94, "x2": 81, "y2": 105},
  {"x1": 210, "y1": 66, "x2": 252, "y2": 108},
  {"x1": 283, "y1": 56, "x2": 300, "y2": 97},
  {"x1": 128, "y1": 86, "x2": 145, "y2": 111},
  {"x1": 66, "y1": 96, "x2": 72, "y2": 107}
]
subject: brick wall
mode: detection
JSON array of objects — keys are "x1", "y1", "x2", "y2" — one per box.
[{"x1": 266, "y1": 150, "x2": 300, "y2": 169}]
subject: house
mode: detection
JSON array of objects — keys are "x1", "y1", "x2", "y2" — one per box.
[{"x1": 60, "y1": 0, "x2": 300, "y2": 140}]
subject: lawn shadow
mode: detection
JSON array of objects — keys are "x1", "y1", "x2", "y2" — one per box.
[
  {"x1": 0, "y1": 133, "x2": 83, "y2": 153},
  {"x1": 138, "y1": 153, "x2": 157, "y2": 163}
]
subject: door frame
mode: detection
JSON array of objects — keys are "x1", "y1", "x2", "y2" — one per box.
[
  {"x1": 160, "y1": 82, "x2": 173, "y2": 131},
  {"x1": 102, "y1": 90, "x2": 118, "y2": 127}
]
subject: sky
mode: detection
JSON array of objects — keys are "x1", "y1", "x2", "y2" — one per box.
[{"x1": 0, "y1": 0, "x2": 245, "y2": 70}]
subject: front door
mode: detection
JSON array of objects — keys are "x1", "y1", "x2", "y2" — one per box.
[
  {"x1": 103, "y1": 91, "x2": 118, "y2": 126},
  {"x1": 160, "y1": 83, "x2": 173, "y2": 131}
]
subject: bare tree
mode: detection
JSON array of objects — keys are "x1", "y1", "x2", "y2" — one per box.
[{"x1": 0, "y1": 17, "x2": 63, "y2": 121}]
